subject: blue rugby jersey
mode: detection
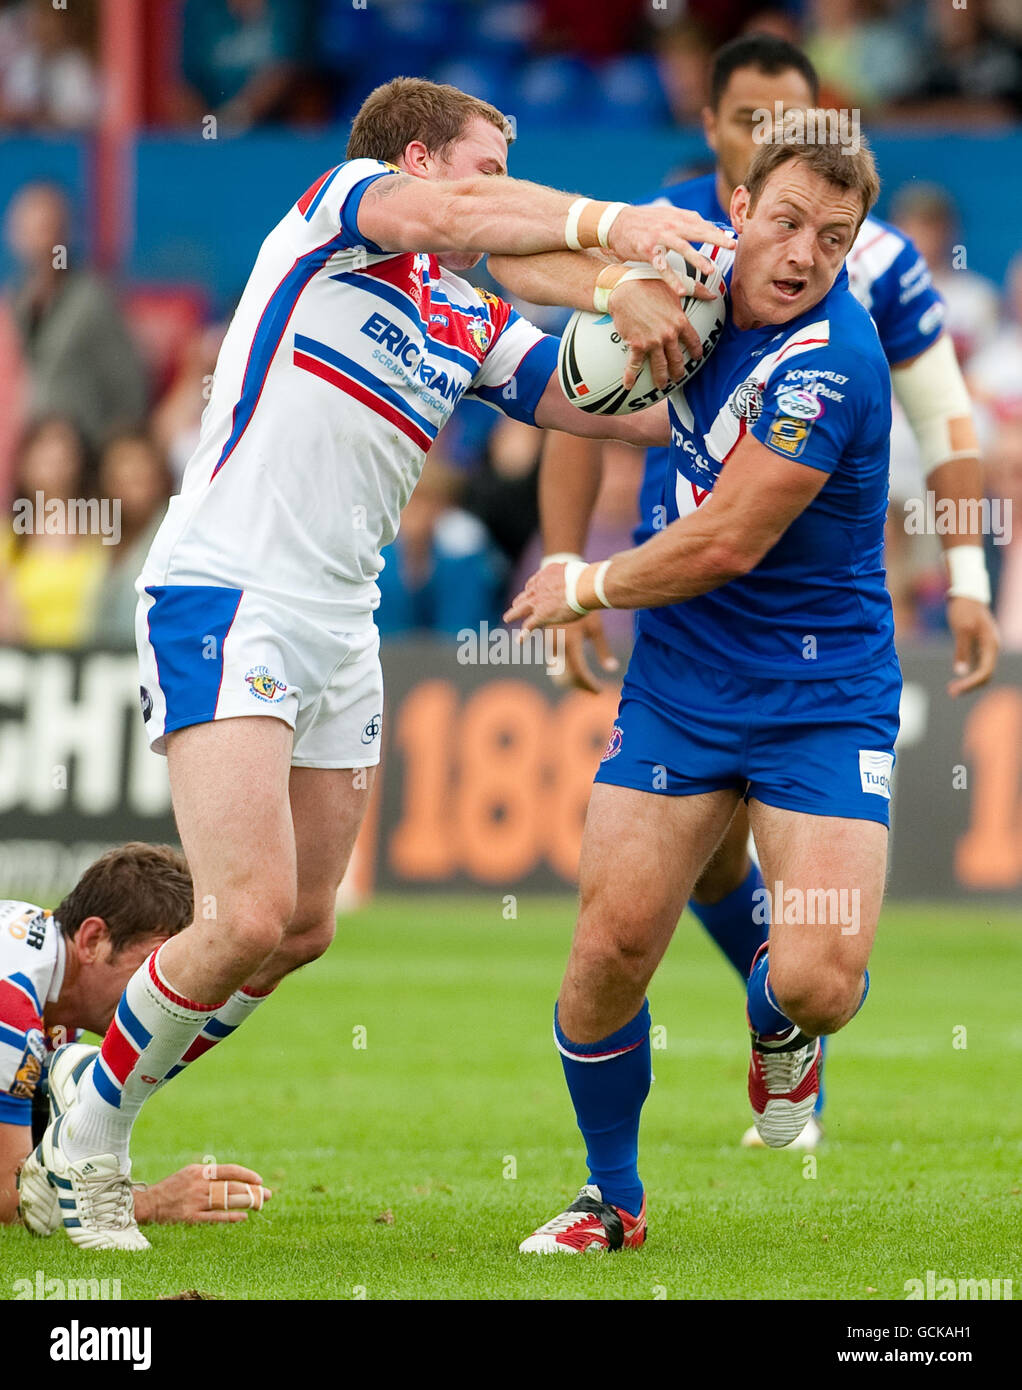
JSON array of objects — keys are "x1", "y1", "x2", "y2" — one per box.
[
  {"x1": 637, "y1": 243, "x2": 897, "y2": 680},
  {"x1": 634, "y1": 177, "x2": 945, "y2": 545}
]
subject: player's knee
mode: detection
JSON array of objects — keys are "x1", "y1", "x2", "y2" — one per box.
[
  {"x1": 280, "y1": 906, "x2": 336, "y2": 969},
  {"x1": 573, "y1": 917, "x2": 654, "y2": 990},
  {"x1": 771, "y1": 965, "x2": 859, "y2": 1037},
  {"x1": 213, "y1": 881, "x2": 296, "y2": 963}
]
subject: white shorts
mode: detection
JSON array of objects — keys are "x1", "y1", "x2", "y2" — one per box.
[{"x1": 135, "y1": 582, "x2": 383, "y2": 768}]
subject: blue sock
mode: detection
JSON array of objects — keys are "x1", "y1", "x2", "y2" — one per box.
[
  {"x1": 746, "y1": 948, "x2": 792, "y2": 1037},
  {"x1": 554, "y1": 1000, "x2": 650, "y2": 1217},
  {"x1": 748, "y1": 958, "x2": 870, "y2": 1041},
  {"x1": 689, "y1": 861, "x2": 767, "y2": 982}
]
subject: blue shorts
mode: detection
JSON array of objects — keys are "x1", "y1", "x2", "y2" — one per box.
[{"x1": 594, "y1": 635, "x2": 902, "y2": 826}]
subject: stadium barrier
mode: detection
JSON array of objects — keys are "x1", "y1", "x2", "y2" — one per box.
[{"x1": 0, "y1": 642, "x2": 1019, "y2": 903}]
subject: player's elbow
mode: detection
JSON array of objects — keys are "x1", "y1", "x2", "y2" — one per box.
[{"x1": 698, "y1": 538, "x2": 756, "y2": 588}]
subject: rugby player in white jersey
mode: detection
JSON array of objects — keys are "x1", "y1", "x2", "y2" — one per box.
[
  {"x1": 3, "y1": 845, "x2": 270, "y2": 1232},
  {"x1": 19, "y1": 77, "x2": 734, "y2": 1250}
]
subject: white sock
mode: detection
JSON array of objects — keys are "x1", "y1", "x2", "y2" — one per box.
[{"x1": 62, "y1": 945, "x2": 224, "y2": 1165}]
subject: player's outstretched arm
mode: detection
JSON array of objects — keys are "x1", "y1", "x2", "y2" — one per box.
[
  {"x1": 490, "y1": 253, "x2": 715, "y2": 385},
  {"x1": 356, "y1": 173, "x2": 733, "y2": 286},
  {"x1": 532, "y1": 373, "x2": 670, "y2": 446},
  {"x1": 505, "y1": 433, "x2": 826, "y2": 630},
  {"x1": 132, "y1": 1162, "x2": 272, "y2": 1225},
  {"x1": 891, "y1": 334, "x2": 999, "y2": 697}
]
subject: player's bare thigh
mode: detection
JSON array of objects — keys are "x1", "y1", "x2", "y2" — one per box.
[
  {"x1": 747, "y1": 799, "x2": 888, "y2": 1036},
  {"x1": 161, "y1": 716, "x2": 298, "y2": 1004},
  {"x1": 560, "y1": 783, "x2": 741, "y2": 1042},
  {"x1": 691, "y1": 801, "x2": 752, "y2": 903}
]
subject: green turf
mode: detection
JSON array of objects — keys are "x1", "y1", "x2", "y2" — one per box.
[{"x1": 3, "y1": 898, "x2": 1020, "y2": 1301}]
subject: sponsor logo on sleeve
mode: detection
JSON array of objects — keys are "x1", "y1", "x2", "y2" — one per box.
[
  {"x1": 11, "y1": 1029, "x2": 46, "y2": 1099},
  {"x1": 775, "y1": 387, "x2": 825, "y2": 420},
  {"x1": 767, "y1": 416, "x2": 812, "y2": 457}
]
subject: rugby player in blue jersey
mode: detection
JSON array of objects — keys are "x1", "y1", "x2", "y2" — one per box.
[
  {"x1": 491, "y1": 33, "x2": 998, "y2": 1156},
  {"x1": 502, "y1": 132, "x2": 998, "y2": 1253}
]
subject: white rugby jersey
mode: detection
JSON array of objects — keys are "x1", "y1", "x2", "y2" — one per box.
[
  {"x1": 0, "y1": 900, "x2": 65, "y2": 1123},
  {"x1": 140, "y1": 159, "x2": 558, "y2": 615}
]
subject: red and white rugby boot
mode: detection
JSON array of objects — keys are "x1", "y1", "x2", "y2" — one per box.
[
  {"x1": 748, "y1": 1021, "x2": 822, "y2": 1149},
  {"x1": 519, "y1": 1184, "x2": 646, "y2": 1253}
]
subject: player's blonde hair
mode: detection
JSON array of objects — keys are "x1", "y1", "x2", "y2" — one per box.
[
  {"x1": 745, "y1": 133, "x2": 880, "y2": 231},
  {"x1": 346, "y1": 77, "x2": 514, "y2": 165}
]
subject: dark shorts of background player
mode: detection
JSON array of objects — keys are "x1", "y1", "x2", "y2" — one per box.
[{"x1": 595, "y1": 634, "x2": 902, "y2": 828}]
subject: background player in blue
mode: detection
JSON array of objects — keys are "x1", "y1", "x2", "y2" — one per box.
[
  {"x1": 504, "y1": 134, "x2": 940, "y2": 1252},
  {"x1": 491, "y1": 33, "x2": 999, "y2": 1152}
]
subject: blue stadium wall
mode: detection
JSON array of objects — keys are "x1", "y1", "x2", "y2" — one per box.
[{"x1": 0, "y1": 130, "x2": 1019, "y2": 303}]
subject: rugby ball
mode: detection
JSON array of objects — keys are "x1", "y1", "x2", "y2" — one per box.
[{"x1": 557, "y1": 249, "x2": 727, "y2": 415}]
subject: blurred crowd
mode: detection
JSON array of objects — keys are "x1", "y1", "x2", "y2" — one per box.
[
  {"x1": 0, "y1": 1, "x2": 1020, "y2": 655},
  {"x1": 0, "y1": 170, "x2": 1020, "y2": 655},
  {"x1": 0, "y1": 0, "x2": 1020, "y2": 134}
]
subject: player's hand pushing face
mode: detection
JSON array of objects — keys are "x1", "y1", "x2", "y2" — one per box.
[
  {"x1": 141, "y1": 1163, "x2": 273, "y2": 1225},
  {"x1": 505, "y1": 562, "x2": 580, "y2": 633},
  {"x1": 607, "y1": 206, "x2": 734, "y2": 299}
]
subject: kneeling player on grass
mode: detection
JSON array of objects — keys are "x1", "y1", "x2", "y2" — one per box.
[
  {"x1": 4, "y1": 844, "x2": 271, "y2": 1232},
  {"x1": 19, "y1": 76, "x2": 734, "y2": 1251},
  {"x1": 505, "y1": 134, "x2": 997, "y2": 1252}
]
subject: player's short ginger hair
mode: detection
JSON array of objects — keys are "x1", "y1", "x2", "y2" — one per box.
[
  {"x1": 55, "y1": 843, "x2": 192, "y2": 955},
  {"x1": 744, "y1": 133, "x2": 880, "y2": 232},
  {"x1": 346, "y1": 76, "x2": 514, "y2": 165}
]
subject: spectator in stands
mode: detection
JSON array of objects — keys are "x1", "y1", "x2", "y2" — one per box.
[
  {"x1": 151, "y1": 321, "x2": 227, "y2": 486},
  {"x1": 90, "y1": 431, "x2": 174, "y2": 650},
  {"x1": 900, "y1": 0, "x2": 1022, "y2": 121},
  {"x1": 175, "y1": 0, "x2": 312, "y2": 133},
  {"x1": 0, "y1": 416, "x2": 106, "y2": 648},
  {"x1": 3, "y1": 182, "x2": 148, "y2": 452},
  {"x1": 890, "y1": 183, "x2": 1001, "y2": 365},
  {"x1": 984, "y1": 421, "x2": 1022, "y2": 651},
  {"x1": 0, "y1": 0, "x2": 99, "y2": 131},
  {"x1": 803, "y1": 0, "x2": 920, "y2": 110},
  {"x1": 967, "y1": 251, "x2": 1022, "y2": 423},
  {"x1": 375, "y1": 456, "x2": 508, "y2": 639},
  {"x1": 653, "y1": 18, "x2": 715, "y2": 124}
]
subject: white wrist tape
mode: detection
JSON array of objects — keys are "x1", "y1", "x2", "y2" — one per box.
[
  {"x1": 542, "y1": 551, "x2": 583, "y2": 567},
  {"x1": 565, "y1": 198, "x2": 591, "y2": 252},
  {"x1": 946, "y1": 545, "x2": 991, "y2": 605},
  {"x1": 593, "y1": 264, "x2": 662, "y2": 313},
  {"x1": 563, "y1": 559, "x2": 591, "y2": 615},
  {"x1": 592, "y1": 559, "x2": 613, "y2": 609},
  {"x1": 597, "y1": 202, "x2": 628, "y2": 249},
  {"x1": 891, "y1": 333, "x2": 978, "y2": 471}
]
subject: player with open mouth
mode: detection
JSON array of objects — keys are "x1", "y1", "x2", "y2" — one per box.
[{"x1": 503, "y1": 131, "x2": 998, "y2": 1254}]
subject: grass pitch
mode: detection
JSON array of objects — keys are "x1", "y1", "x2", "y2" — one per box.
[{"x1": 3, "y1": 898, "x2": 1019, "y2": 1301}]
